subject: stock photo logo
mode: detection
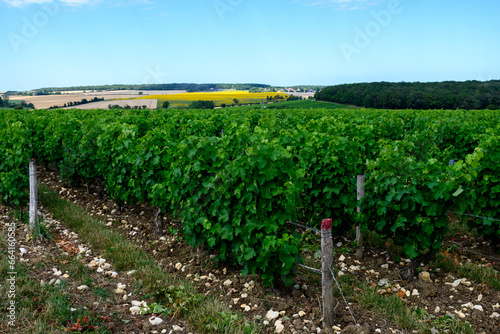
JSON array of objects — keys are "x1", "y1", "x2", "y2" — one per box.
[
  {"x1": 213, "y1": 0, "x2": 243, "y2": 21},
  {"x1": 6, "y1": 1, "x2": 60, "y2": 53},
  {"x1": 339, "y1": 0, "x2": 403, "y2": 64}
]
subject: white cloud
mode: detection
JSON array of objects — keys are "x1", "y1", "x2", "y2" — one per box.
[{"x1": 304, "y1": 0, "x2": 385, "y2": 10}]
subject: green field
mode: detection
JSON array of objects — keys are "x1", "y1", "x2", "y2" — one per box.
[{"x1": 227, "y1": 99, "x2": 358, "y2": 110}]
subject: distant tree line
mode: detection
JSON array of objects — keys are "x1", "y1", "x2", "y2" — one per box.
[
  {"x1": 315, "y1": 80, "x2": 500, "y2": 110},
  {"x1": 29, "y1": 83, "x2": 272, "y2": 95},
  {"x1": 0, "y1": 95, "x2": 34, "y2": 109},
  {"x1": 49, "y1": 97, "x2": 104, "y2": 109},
  {"x1": 108, "y1": 104, "x2": 148, "y2": 110}
]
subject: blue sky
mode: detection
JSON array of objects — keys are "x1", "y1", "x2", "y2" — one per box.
[{"x1": 1, "y1": 0, "x2": 499, "y2": 91}]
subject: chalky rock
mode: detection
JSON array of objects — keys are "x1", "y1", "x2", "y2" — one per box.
[
  {"x1": 266, "y1": 310, "x2": 280, "y2": 320},
  {"x1": 419, "y1": 271, "x2": 432, "y2": 282},
  {"x1": 149, "y1": 316, "x2": 163, "y2": 325}
]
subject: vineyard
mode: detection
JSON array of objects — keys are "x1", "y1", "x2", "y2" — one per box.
[{"x1": 1, "y1": 107, "x2": 499, "y2": 287}]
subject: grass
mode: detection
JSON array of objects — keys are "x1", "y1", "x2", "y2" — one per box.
[
  {"x1": 226, "y1": 98, "x2": 359, "y2": 111},
  {"x1": 37, "y1": 184, "x2": 260, "y2": 334},
  {"x1": 432, "y1": 252, "x2": 500, "y2": 290},
  {"x1": 0, "y1": 245, "x2": 109, "y2": 333}
]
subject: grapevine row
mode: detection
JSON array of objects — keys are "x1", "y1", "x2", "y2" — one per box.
[{"x1": 1, "y1": 108, "x2": 499, "y2": 285}]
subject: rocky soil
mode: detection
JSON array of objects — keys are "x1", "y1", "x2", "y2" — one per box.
[{"x1": 3, "y1": 166, "x2": 499, "y2": 334}]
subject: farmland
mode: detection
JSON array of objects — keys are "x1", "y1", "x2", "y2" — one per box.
[
  {"x1": 134, "y1": 90, "x2": 289, "y2": 108},
  {"x1": 8, "y1": 90, "x2": 186, "y2": 109},
  {"x1": 1, "y1": 107, "x2": 500, "y2": 333}
]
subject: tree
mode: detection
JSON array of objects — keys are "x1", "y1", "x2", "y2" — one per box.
[
  {"x1": 188, "y1": 100, "x2": 215, "y2": 109},
  {"x1": 139, "y1": 91, "x2": 143, "y2": 95},
  {"x1": 162, "y1": 101, "x2": 170, "y2": 109},
  {"x1": 233, "y1": 98, "x2": 239, "y2": 105},
  {"x1": 0, "y1": 96, "x2": 3, "y2": 106}
]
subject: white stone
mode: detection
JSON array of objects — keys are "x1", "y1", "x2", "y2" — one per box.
[
  {"x1": 381, "y1": 264, "x2": 389, "y2": 269},
  {"x1": 490, "y1": 312, "x2": 500, "y2": 319},
  {"x1": 434, "y1": 306, "x2": 440, "y2": 314},
  {"x1": 127, "y1": 270, "x2": 136, "y2": 275},
  {"x1": 339, "y1": 255, "x2": 346, "y2": 262},
  {"x1": 96, "y1": 267, "x2": 104, "y2": 273},
  {"x1": 455, "y1": 310, "x2": 466, "y2": 318},
  {"x1": 266, "y1": 310, "x2": 280, "y2": 320},
  {"x1": 172, "y1": 325, "x2": 183, "y2": 331},
  {"x1": 477, "y1": 294, "x2": 483, "y2": 302},
  {"x1": 412, "y1": 289, "x2": 419, "y2": 296},
  {"x1": 77, "y1": 285, "x2": 89, "y2": 291},
  {"x1": 332, "y1": 326, "x2": 341, "y2": 331},
  {"x1": 473, "y1": 305, "x2": 483, "y2": 312},
  {"x1": 20, "y1": 247, "x2": 27, "y2": 255},
  {"x1": 452, "y1": 279, "x2": 462, "y2": 288},
  {"x1": 117, "y1": 283, "x2": 126, "y2": 289},
  {"x1": 130, "y1": 306, "x2": 142, "y2": 315},
  {"x1": 115, "y1": 288, "x2": 125, "y2": 294},
  {"x1": 298, "y1": 311, "x2": 306, "y2": 317},
  {"x1": 263, "y1": 320, "x2": 270, "y2": 326},
  {"x1": 149, "y1": 316, "x2": 163, "y2": 326},
  {"x1": 175, "y1": 263, "x2": 182, "y2": 270},
  {"x1": 223, "y1": 279, "x2": 232, "y2": 286}
]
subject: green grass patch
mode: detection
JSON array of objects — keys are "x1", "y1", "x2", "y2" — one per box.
[
  {"x1": 38, "y1": 184, "x2": 259, "y2": 334},
  {"x1": 0, "y1": 248, "x2": 109, "y2": 333},
  {"x1": 432, "y1": 253, "x2": 500, "y2": 290},
  {"x1": 225, "y1": 99, "x2": 358, "y2": 111}
]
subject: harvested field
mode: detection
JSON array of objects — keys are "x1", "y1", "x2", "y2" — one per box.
[
  {"x1": 8, "y1": 90, "x2": 185, "y2": 109},
  {"x1": 63, "y1": 99, "x2": 158, "y2": 110}
]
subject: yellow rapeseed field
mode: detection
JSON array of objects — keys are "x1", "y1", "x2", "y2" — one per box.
[{"x1": 134, "y1": 90, "x2": 289, "y2": 107}]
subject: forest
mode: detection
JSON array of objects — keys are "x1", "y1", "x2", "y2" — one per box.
[{"x1": 315, "y1": 80, "x2": 500, "y2": 110}]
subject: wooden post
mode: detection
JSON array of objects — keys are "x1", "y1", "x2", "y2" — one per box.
[
  {"x1": 29, "y1": 158, "x2": 38, "y2": 230},
  {"x1": 321, "y1": 218, "x2": 334, "y2": 328},
  {"x1": 356, "y1": 175, "x2": 365, "y2": 259}
]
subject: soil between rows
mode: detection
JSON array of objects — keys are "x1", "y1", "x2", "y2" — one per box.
[{"x1": 23, "y1": 167, "x2": 500, "y2": 333}]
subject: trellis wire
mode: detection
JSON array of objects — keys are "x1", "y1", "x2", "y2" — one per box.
[
  {"x1": 329, "y1": 265, "x2": 361, "y2": 333},
  {"x1": 298, "y1": 257, "x2": 361, "y2": 332},
  {"x1": 449, "y1": 211, "x2": 500, "y2": 224},
  {"x1": 444, "y1": 242, "x2": 500, "y2": 263},
  {"x1": 287, "y1": 221, "x2": 321, "y2": 234}
]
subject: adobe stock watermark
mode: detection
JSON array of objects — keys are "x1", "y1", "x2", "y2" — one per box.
[
  {"x1": 143, "y1": 65, "x2": 169, "y2": 85},
  {"x1": 340, "y1": 0, "x2": 403, "y2": 64},
  {"x1": 213, "y1": 0, "x2": 243, "y2": 21},
  {"x1": 7, "y1": 1, "x2": 60, "y2": 54},
  {"x1": 5, "y1": 221, "x2": 17, "y2": 328}
]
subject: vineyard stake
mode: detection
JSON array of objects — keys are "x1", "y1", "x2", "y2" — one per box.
[
  {"x1": 29, "y1": 158, "x2": 38, "y2": 230},
  {"x1": 321, "y1": 218, "x2": 335, "y2": 327},
  {"x1": 356, "y1": 175, "x2": 365, "y2": 259}
]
